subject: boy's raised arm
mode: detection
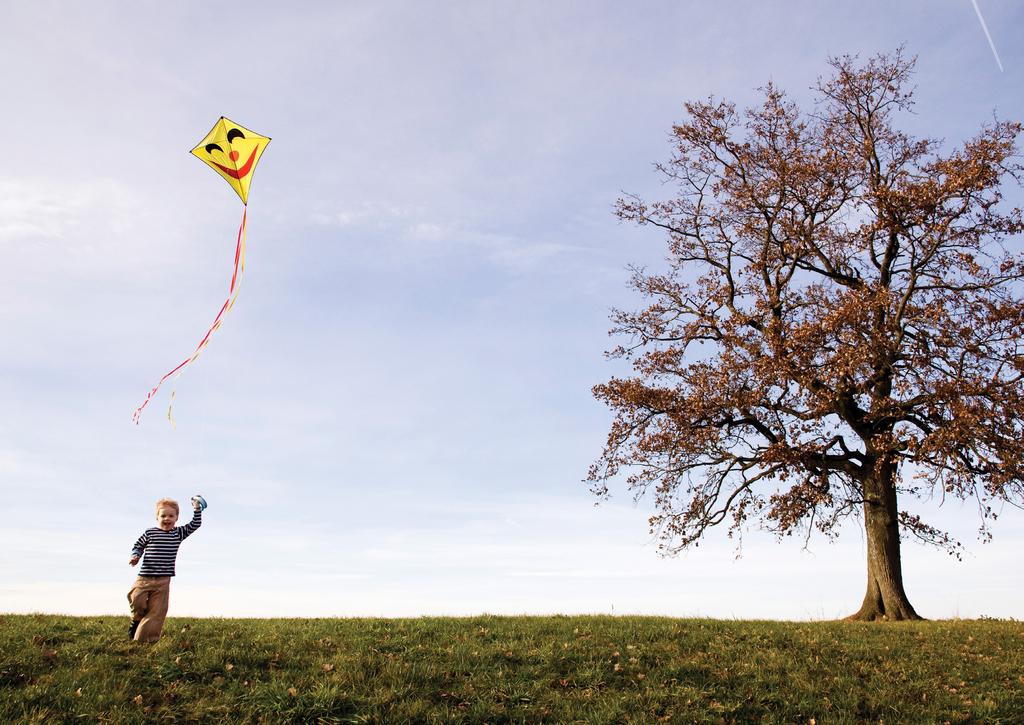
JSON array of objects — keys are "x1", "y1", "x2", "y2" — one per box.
[{"x1": 180, "y1": 506, "x2": 202, "y2": 539}]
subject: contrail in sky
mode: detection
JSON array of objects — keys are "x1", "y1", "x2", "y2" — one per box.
[{"x1": 970, "y1": 0, "x2": 1004, "y2": 72}]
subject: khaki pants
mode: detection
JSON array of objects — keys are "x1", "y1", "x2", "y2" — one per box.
[{"x1": 127, "y1": 576, "x2": 171, "y2": 642}]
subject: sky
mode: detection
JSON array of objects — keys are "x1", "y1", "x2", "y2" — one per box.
[{"x1": 1, "y1": 0, "x2": 1022, "y2": 620}]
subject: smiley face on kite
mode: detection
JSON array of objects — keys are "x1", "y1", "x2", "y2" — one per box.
[{"x1": 190, "y1": 117, "x2": 270, "y2": 205}]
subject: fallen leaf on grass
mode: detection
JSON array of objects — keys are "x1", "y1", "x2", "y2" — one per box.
[{"x1": 321, "y1": 663, "x2": 335, "y2": 672}]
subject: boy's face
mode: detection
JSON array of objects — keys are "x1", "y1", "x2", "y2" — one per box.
[{"x1": 156, "y1": 506, "x2": 179, "y2": 531}]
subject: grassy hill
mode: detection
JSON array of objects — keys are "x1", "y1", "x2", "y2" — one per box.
[{"x1": 1, "y1": 614, "x2": 1021, "y2": 723}]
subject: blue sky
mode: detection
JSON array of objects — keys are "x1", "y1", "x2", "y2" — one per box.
[{"x1": 1, "y1": 0, "x2": 1021, "y2": 619}]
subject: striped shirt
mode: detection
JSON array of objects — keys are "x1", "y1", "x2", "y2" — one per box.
[{"x1": 131, "y1": 509, "x2": 202, "y2": 577}]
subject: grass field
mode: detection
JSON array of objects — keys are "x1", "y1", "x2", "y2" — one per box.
[{"x1": 1, "y1": 614, "x2": 1021, "y2": 723}]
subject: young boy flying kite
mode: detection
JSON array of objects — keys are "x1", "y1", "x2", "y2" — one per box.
[{"x1": 127, "y1": 496, "x2": 204, "y2": 642}]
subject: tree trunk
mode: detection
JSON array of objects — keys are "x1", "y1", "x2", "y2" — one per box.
[{"x1": 845, "y1": 459, "x2": 924, "y2": 621}]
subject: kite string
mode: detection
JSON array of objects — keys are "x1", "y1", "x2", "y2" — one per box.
[{"x1": 131, "y1": 207, "x2": 248, "y2": 425}]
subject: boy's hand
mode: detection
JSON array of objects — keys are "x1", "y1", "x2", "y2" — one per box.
[{"x1": 129, "y1": 555, "x2": 140, "y2": 566}]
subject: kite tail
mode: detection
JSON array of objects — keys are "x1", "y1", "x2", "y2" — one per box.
[{"x1": 132, "y1": 207, "x2": 248, "y2": 425}]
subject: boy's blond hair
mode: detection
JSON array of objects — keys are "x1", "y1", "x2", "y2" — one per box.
[{"x1": 155, "y1": 498, "x2": 180, "y2": 516}]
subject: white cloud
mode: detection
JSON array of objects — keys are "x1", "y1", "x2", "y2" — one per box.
[
  {"x1": 0, "y1": 176, "x2": 215, "y2": 289},
  {"x1": 405, "y1": 221, "x2": 450, "y2": 241},
  {"x1": 307, "y1": 200, "x2": 593, "y2": 273},
  {"x1": 0, "y1": 188, "x2": 75, "y2": 241}
]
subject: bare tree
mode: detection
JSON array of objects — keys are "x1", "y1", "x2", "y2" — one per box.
[{"x1": 590, "y1": 50, "x2": 1024, "y2": 621}]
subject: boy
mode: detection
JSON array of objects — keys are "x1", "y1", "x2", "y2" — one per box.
[{"x1": 127, "y1": 497, "x2": 203, "y2": 642}]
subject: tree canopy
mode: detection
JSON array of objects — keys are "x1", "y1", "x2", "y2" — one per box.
[{"x1": 589, "y1": 50, "x2": 1024, "y2": 620}]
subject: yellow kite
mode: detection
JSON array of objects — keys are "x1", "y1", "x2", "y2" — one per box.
[
  {"x1": 133, "y1": 117, "x2": 271, "y2": 425},
  {"x1": 191, "y1": 117, "x2": 271, "y2": 205}
]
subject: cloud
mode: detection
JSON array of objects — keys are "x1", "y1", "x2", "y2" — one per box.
[
  {"x1": 309, "y1": 199, "x2": 592, "y2": 273},
  {"x1": 0, "y1": 184, "x2": 78, "y2": 241},
  {"x1": 0, "y1": 176, "x2": 207, "y2": 286},
  {"x1": 405, "y1": 221, "x2": 450, "y2": 241}
]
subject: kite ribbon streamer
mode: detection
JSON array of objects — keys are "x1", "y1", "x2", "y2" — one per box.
[{"x1": 131, "y1": 208, "x2": 248, "y2": 425}]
